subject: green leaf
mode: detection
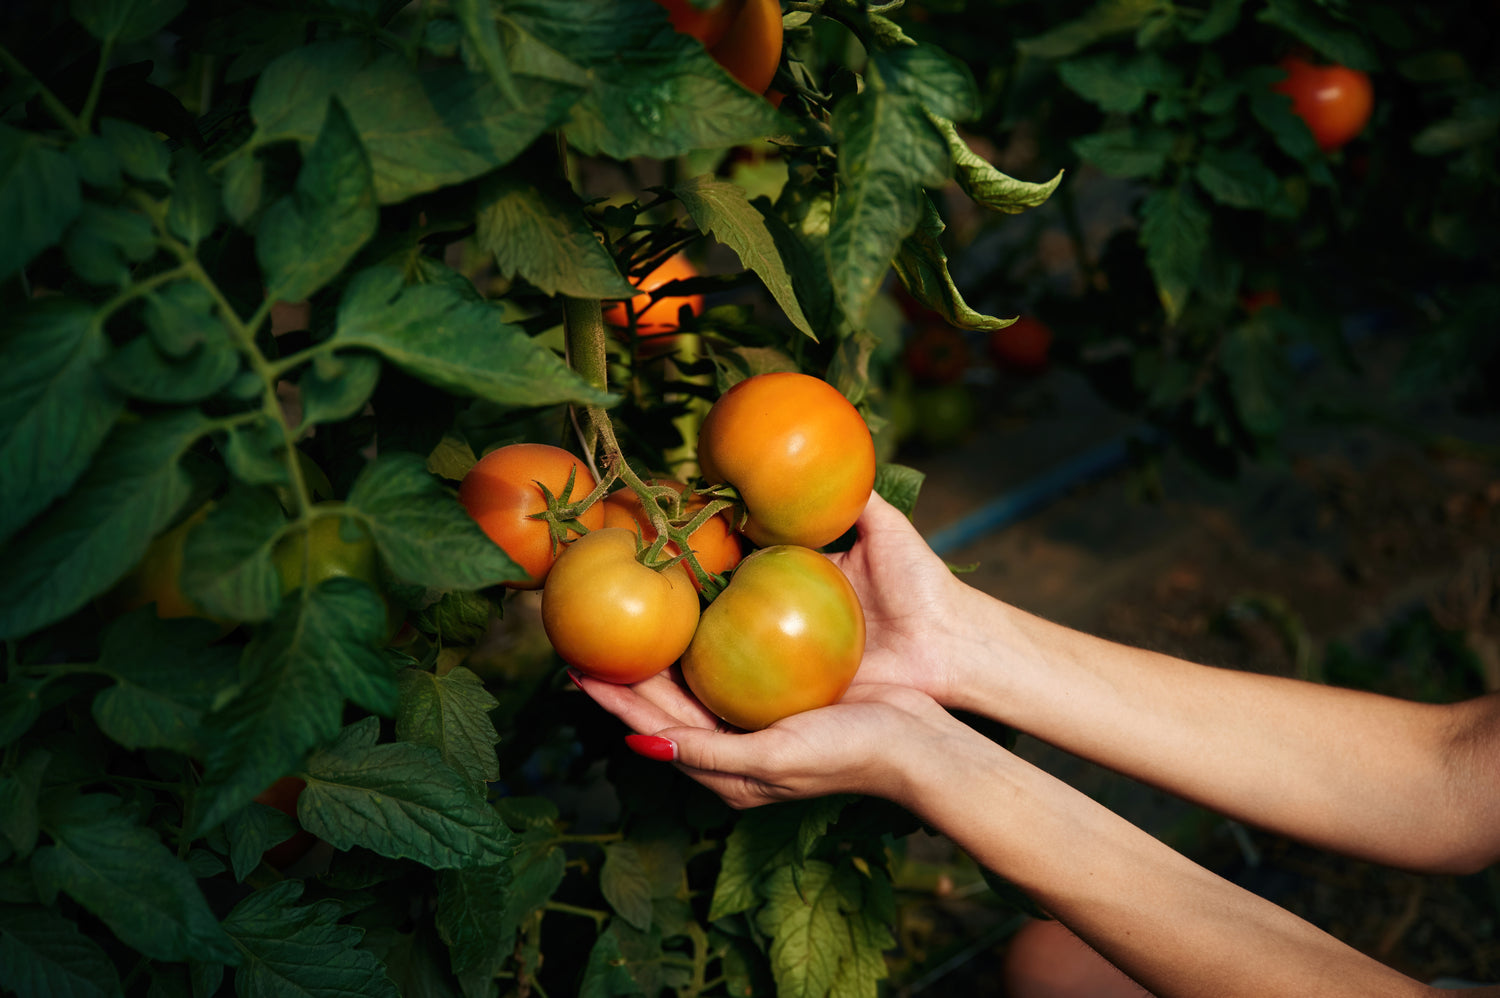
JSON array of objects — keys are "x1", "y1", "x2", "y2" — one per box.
[
  {"x1": 474, "y1": 171, "x2": 635, "y2": 299},
  {"x1": 68, "y1": 134, "x2": 120, "y2": 190},
  {"x1": 0, "y1": 903, "x2": 123, "y2": 998},
  {"x1": 872, "y1": 42, "x2": 979, "y2": 123},
  {"x1": 222, "y1": 879, "x2": 399, "y2": 998},
  {"x1": 873, "y1": 463, "x2": 924, "y2": 519},
  {"x1": 332, "y1": 266, "x2": 615, "y2": 408},
  {"x1": 301, "y1": 717, "x2": 516, "y2": 869},
  {"x1": 1018, "y1": 0, "x2": 1168, "y2": 58},
  {"x1": 222, "y1": 152, "x2": 264, "y2": 225},
  {"x1": 0, "y1": 298, "x2": 123, "y2": 545},
  {"x1": 505, "y1": 0, "x2": 782, "y2": 160},
  {"x1": 0, "y1": 751, "x2": 49, "y2": 857},
  {"x1": 223, "y1": 801, "x2": 300, "y2": 882},
  {"x1": 708, "y1": 798, "x2": 848, "y2": 922},
  {"x1": 0, "y1": 684, "x2": 44, "y2": 748},
  {"x1": 394, "y1": 667, "x2": 500, "y2": 786},
  {"x1": 453, "y1": 0, "x2": 523, "y2": 106},
  {"x1": 601, "y1": 842, "x2": 654, "y2": 932},
  {"x1": 1256, "y1": 0, "x2": 1377, "y2": 71},
  {"x1": 0, "y1": 123, "x2": 81, "y2": 280},
  {"x1": 92, "y1": 610, "x2": 239, "y2": 755},
  {"x1": 891, "y1": 198, "x2": 1010, "y2": 331},
  {"x1": 435, "y1": 863, "x2": 515, "y2": 984},
  {"x1": 489, "y1": 825, "x2": 565, "y2": 959},
  {"x1": 71, "y1": 0, "x2": 185, "y2": 43},
  {"x1": 195, "y1": 579, "x2": 397, "y2": 832},
  {"x1": 1139, "y1": 185, "x2": 1211, "y2": 325},
  {"x1": 298, "y1": 351, "x2": 382, "y2": 430},
  {"x1": 62, "y1": 201, "x2": 156, "y2": 286},
  {"x1": 1072, "y1": 127, "x2": 1175, "y2": 178},
  {"x1": 1248, "y1": 70, "x2": 1336, "y2": 179},
  {"x1": 580, "y1": 926, "x2": 646, "y2": 998},
  {"x1": 99, "y1": 118, "x2": 170, "y2": 184},
  {"x1": 938, "y1": 117, "x2": 1062, "y2": 215},
  {"x1": 676, "y1": 175, "x2": 815, "y2": 339},
  {"x1": 1220, "y1": 319, "x2": 1288, "y2": 440},
  {"x1": 257, "y1": 97, "x2": 376, "y2": 303},
  {"x1": 1059, "y1": 51, "x2": 1183, "y2": 113},
  {"x1": 1184, "y1": 0, "x2": 1244, "y2": 43},
  {"x1": 1193, "y1": 147, "x2": 1283, "y2": 212},
  {"x1": 142, "y1": 281, "x2": 222, "y2": 356},
  {"x1": 32, "y1": 794, "x2": 238, "y2": 963},
  {"x1": 754, "y1": 861, "x2": 886, "y2": 998},
  {"x1": 103, "y1": 331, "x2": 240, "y2": 403},
  {"x1": 0, "y1": 410, "x2": 204, "y2": 641},
  {"x1": 826, "y1": 88, "x2": 949, "y2": 325},
  {"x1": 220, "y1": 416, "x2": 292, "y2": 488},
  {"x1": 249, "y1": 39, "x2": 582, "y2": 205},
  {"x1": 346, "y1": 451, "x2": 524, "y2": 590},
  {"x1": 166, "y1": 148, "x2": 217, "y2": 247}
]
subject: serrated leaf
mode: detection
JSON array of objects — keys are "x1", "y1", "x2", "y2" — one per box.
[
  {"x1": 1256, "y1": 0, "x2": 1376, "y2": 71},
  {"x1": 708, "y1": 800, "x2": 833, "y2": 922},
  {"x1": 1059, "y1": 51, "x2": 1182, "y2": 113},
  {"x1": 435, "y1": 864, "x2": 515, "y2": 983},
  {"x1": 1193, "y1": 147, "x2": 1282, "y2": 211},
  {"x1": 299, "y1": 351, "x2": 382, "y2": 429},
  {"x1": 475, "y1": 171, "x2": 635, "y2": 299},
  {"x1": 301, "y1": 717, "x2": 515, "y2": 869},
  {"x1": 872, "y1": 42, "x2": 978, "y2": 123},
  {"x1": 1072, "y1": 127, "x2": 1175, "y2": 178},
  {"x1": 346, "y1": 451, "x2": 524, "y2": 590},
  {"x1": 332, "y1": 265, "x2": 616, "y2": 408},
  {"x1": 395, "y1": 667, "x2": 500, "y2": 785},
  {"x1": 0, "y1": 122, "x2": 82, "y2": 280},
  {"x1": 71, "y1": 0, "x2": 185, "y2": 43},
  {"x1": 167, "y1": 148, "x2": 218, "y2": 247},
  {"x1": 580, "y1": 926, "x2": 645, "y2": 998},
  {"x1": 0, "y1": 410, "x2": 204, "y2": 641},
  {"x1": 601, "y1": 842, "x2": 654, "y2": 932},
  {"x1": 223, "y1": 801, "x2": 300, "y2": 882},
  {"x1": 0, "y1": 298, "x2": 123, "y2": 546},
  {"x1": 505, "y1": 0, "x2": 782, "y2": 160},
  {"x1": 142, "y1": 281, "x2": 222, "y2": 356},
  {"x1": 890, "y1": 197, "x2": 1010, "y2": 331},
  {"x1": 0, "y1": 903, "x2": 123, "y2": 998},
  {"x1": 92, "y1": 610, "x2": 239, "y2": 754},
  {"x1": 249, "y1": 39, "x2": 582, "y2": 204},
  {"x1": 62, "y1": 200, "x2": 156, "y2": 286},
  {"x1": 453, "y1": 0, "x2": 522, "y2": 105},
  {"x1": 195, "y1": 579, "x2": 397, "y2": 832},
  {"x1": 103, "y1": 332, "x2": 240, "y2": 403},
  {"x1": 675, "y1": 175, "x2": 814, "y2": 338},
  {"x1": 99, "y1": 118, "x2": 170, "y2": 183},
  {"x1": 1140, "y1": 185, "x2": 1211, "y2": 324},
  {"x1": 222, "y1": 879, "x2": 398, "y2": 998},
  {"x1": 179, "y1": 486, "x2": 286, "y2": 622},
  {"x1": 754, "y1": 861, "x2": 843, "y2": 998},
  {"x1": 220, "y1": 416, "x2": 291, "y2": 487},
  {"x1": 0, "y1": 751, "x2": 49, "y2": 857},
  {"x1": 257, "y1": 97, "x2": 376, "y2": 303},
  {"x1": 873, "y1": 463, "x2": 923, "y2": 519},
  {"x1": 1017, "y1": 0, "x2": 1167, "y2": 58},
  {"x1": 32, "y1": 794, "x2": 238, "y2": 963},
  {"x1": 937, "y1": 117, "x2": 1062, "y2": 215}
]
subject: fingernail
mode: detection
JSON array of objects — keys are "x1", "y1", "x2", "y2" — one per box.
[
  {"x1": 624, "y1": 734, "x2": 677, "y2": 762},
  {"x1": 566, "y1": 669, "x2": 585, "y2": 691}
]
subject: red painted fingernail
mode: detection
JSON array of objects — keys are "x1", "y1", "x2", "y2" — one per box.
[
  {"x1": 624, "y1": 734, "x2": 677, "y2": 762},
  {"x1": 566, "y1": 669, "x2": 585, "y2": 691}
]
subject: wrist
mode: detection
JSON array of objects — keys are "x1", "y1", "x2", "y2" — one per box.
[{"x1": 935, "y1": 584, "x2": 1034, "y2": 719}]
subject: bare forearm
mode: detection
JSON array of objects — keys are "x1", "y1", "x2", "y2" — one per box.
[
  {"x1": 894, "y1": 731, "x2": 1430, "y2": 998},
  {"x1": 939, "y1": 588, "x2": 1500, "y2": 872}
]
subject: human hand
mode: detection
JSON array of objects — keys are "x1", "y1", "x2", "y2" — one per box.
[{"x1": 571, "y1": 666, "x2": 962, "y2": 810}]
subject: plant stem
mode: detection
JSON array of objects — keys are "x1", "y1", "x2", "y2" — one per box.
[
  {"x1": 77, "y1": 35, "x2": 115, "y2": 134},
  {"x1": 0, "y1": 42, "x2": 86, "y2": 136}
]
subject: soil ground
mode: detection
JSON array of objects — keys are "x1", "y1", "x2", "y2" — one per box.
[{"x1": 883, "y1": 333, "x2": 1500, "y2": 993}]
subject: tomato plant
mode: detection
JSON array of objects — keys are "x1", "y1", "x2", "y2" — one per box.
[
  {"x1": 102, "y1": 503, "x2": 225, "y2": 625},
  {"x1": 541, "y1": 527, "x2": 701, "y2": 684},
  {"x1": 903, "y1": 323, "x2": 970, "y2": 385},
  {"x1": 1273, "y1": 55, "x2": 1374, "y2": 153},
  {"x1": 708, "y1": 0, "x2": 783, "y2": 95},
  {"x1": 254, "y1": 777, "x2": 317, "y2": 869},
  {"x1": 681, "y1": 544, "x2": 865, "y2": 731},
  {"x1": 698, "y1": 372, "x2": 876, "y2": 549},
  {"x1": 989, "y1": 315, "x2": 1052, "y2": 374},
  {"x1": 273, "y1": 513, "x2": 382, "y2": 595},
  {"x1": 601, "y1": 251, "x2": 705, "y2": 339},
  {"x1": 458, "y1": 443, "x2": 604, "y2": 589},
  {"x1": 602, "y1": 479, "x2": 743, "y2": 588},
  {"x1": 652, "y1": 0, "x2": 743, "y2": 48}
]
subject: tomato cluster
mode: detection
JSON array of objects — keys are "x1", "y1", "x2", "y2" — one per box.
[{"x1": 458, "y1": 372, "x2": 874, "y2": 729}]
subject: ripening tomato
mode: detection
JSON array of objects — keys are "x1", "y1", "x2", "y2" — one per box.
[
  {"x1": 459, "y1": 443, "x2": 604, "y2": 589},
  {"x1": 602, "y1": 253, "x2": 705, "y2": 340},
  {"x1": 272, "y1": 514, "x2": 382, "y2": 595},
  {"x1": 652, "y1": 0, "x2": 743, "y2": 48},
  {"x1": 708, "y1": 0, "x2": 783, "y2": 96},
  {"x1": 989, "y1": 314, "x2": 1052, "y2": 374},
  {"x1": 601, "y1": 480, "x2": 743, "y2": 589},
  {"x1": 255, "y1": 776, "x2": 318, "y2": 869},
  {"x1": 697, "y1": 372, "x2": 876, "y2": 550},
  {"x1": 103, "y1": 503, "x2": 228, "y2": 626},
  {"x1": 681, "y1": 544, "x2": 865, "y2": 731},
  {"x1": 541, "y1": 528, "x2": 701, "y2": 684},
  {"x1": 1272, "y1": 56, "x2": 1374, "y2": 153},
  {"x1": 903, "y1": 324, "x2": 969, "y2": 385}
]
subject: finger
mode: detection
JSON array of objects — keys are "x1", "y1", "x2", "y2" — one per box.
[
  {"x1": 631, "y1": 666, "x2": 721, "y2": 728},
  {"x1": 572, "y1": 671, "x2": 703, "y2": 734}
]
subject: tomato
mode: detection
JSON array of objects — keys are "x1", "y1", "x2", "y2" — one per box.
[
  {"x1": 458, "y1": 443, "x2": 604, "y2": 589},
  {"x1": 652, "y1": 0, "x2": 743, "y2": 48},
  {"x1": 680, "y1": 544, "x2": 864, "y2": 731},
  {"x1": 697, "y1": 372, "x2": 876, "y2": 550},
  {"x1": 541, "y1": 528, "x2": 701, "y2": 684},
  {"x1": 601, "y1": 480, "x2": 743, "y2": 589},
  {"x1": 254, "y1": 776, "x2": 317, "y2": 869},
  {"x1": 1272, "y1": 56, "x2": 1374, "y2": 153},
  {"x1": 273, "y1": 513, "x2": 381, "y2": 595},
  {"x1": 103, "y1": 503, "x2": 234, "y2": 633},
  {"x1": 601, "y1": 253, "x2": 704, "y2": 340},
  {"x1": 708, "y1": 0, "x2": 783, "y2": 96},
  {"x1": 989, "y1": 314, "x2": 1052, "y2": 374},
  {"x1": 903, "y1": 323, "x2": 969, "y2": 385}
]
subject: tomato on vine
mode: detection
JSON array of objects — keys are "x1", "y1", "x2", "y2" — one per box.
[
  {"x1": 601, "y1": 252, "x2": 705, "y2": 340},
  {"x1": 102, "y1": 503, "x2": 230, "y2": 628},
  {"x1": 652, "y1": 0, "x2": 743, "y2": 48},
  {"x1": 989, "y1": 314, "x2": 1052, "y2": 374},
  {"x1": 272, "y1": 511, "x2": 402, "y2": 636},
  {"x1": 602, "y1": 479, "x2": 743, "y2": 589},
  {"x1": 1273, "y1": 56, "x2": 1374, "y2": 153},
  {"x1": 681, "y1": 544, "x2": 865, "y2": 731},
  {"x1": 459, "y1": 443, "x2": 604, "y2": 589},
  {"x1": 542, "y1": 527, "x2": 701, "y2": 684},
  {"x1": 708, "y1": 0, "x2": 783, "y2": 96},
  {"x1": 903, "y1": 323, "x2": 969, "y2": 385},
  {"x1": 697, "y1": 372, "x2": 876, "y2": 550}
]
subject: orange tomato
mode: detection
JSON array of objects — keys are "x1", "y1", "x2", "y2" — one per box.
[
  {"x1": 601, "y1": 480, "x2": 743, "y2": 589},
  {"x1": 1272, "y1": 56, "x2": 1374, "y2": 153},
  {"x1": 602, "y1": 253, "x2": 705, "y2": 339},
  {"x1": 652, "y1": 0, "x2": 743, "y2": 48},
  {"x1": 708, "y1": 0, "x2": 783, "y2": 96}
]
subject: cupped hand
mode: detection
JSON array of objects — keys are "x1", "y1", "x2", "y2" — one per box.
[
  {"x1": 572, "y1": 666, "x2": 962, "y2": 811},
  {"x1": 824, "y1": 490, "x2": 978, "y2": 705}
]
